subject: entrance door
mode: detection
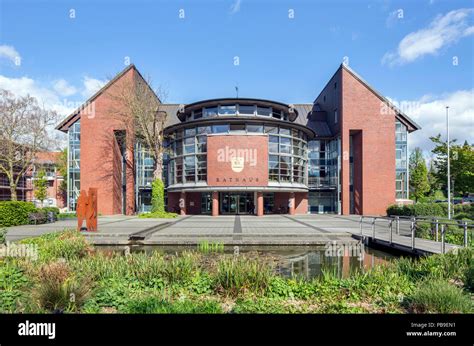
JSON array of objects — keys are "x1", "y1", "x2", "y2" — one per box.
[{"x1": 220, "y1": 193, "x2": 254, "y2": 214}]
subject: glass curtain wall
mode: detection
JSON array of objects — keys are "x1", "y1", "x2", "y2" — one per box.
[
  {"x1": 68, "y1": 120, "x2": 81, "y2": 211},
  {"x1": 395, "y1": 120, "x2": 408, "y2": 199}
]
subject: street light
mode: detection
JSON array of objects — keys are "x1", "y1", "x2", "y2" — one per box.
[{"x1": 446, "y1": 106, "x2": 451, "y2": 219}]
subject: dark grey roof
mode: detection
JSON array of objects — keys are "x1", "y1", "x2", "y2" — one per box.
[
  {"x1": 161, "y1": 104, "x2": 182, "y2": 127},
  {"x1": 293, "y1": 104, "x2": 332, "y2": 138}
]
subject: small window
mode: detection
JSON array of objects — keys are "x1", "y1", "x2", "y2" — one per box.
[
  {"x1": 238, "y1": 105, "x2": 255, "y2": 115},
  {"x1": 230, "y1": 124, "x2": 246, "y2": 132},
  {"x1": 334, "y1": 109, "x2": 338, "y2": 124},
  {"x1": 257, "y1": 107, "x2": 271, "y2": 116},
  {"x1": 272, "y1": 110, "x2": 282, "y2": 119},
  {"x1": 334, "y1": 82, "x2": 337, "y2": 89},
  {"x1": 323, "y1": 95, "x2": 326, "y2": 102},
  {"x1": 246, "y1": 124, "x2": 263, "y2": 133},
  {"x1": 193, "y1": 109, "x2": 202, "y2": 119},
  {"x1": 212, "y1": 125, "x2": 229, "y2": 133},
  {"x1": 219, "y1": 105, "x2": 236, "y2": 115},
  {"x1": 203, "y1": 107, "x2": 218, "y2": 117}
]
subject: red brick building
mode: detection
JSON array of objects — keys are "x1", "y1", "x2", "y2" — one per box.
[
  {"x1": 56, "y1": 63, "x2": 419, "y2": 216},
  {"x1": 25, "y1": 152, "x2": 66, "y2": 209}
]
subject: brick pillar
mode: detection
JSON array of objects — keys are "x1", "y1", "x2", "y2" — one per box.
[
  {"x1": 179, "y1": 191, "x2": 186, "y2": 216},
  {"x1": 212, "y1": 191, "x2": 219, "y2": 217},
  {"x1": 257, "y1": 192, "x2": 264, "y2": 217},
  {"x1": 289, "y1": 192, "x2": 295, "y2": 215}
]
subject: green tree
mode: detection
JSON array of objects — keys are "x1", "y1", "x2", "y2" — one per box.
[
  {"x1": 430, "y1": 135, "x2": 474, "y2": 196},
  {"x1": 409, "y1": 148, "x2": 430, "y2": 202},
  {"x1": 34, "y1": 169, "x2": 48, "y2": 207},
  {"x1": 57, "y1": 148, "x2": 68, "y2": 194}
]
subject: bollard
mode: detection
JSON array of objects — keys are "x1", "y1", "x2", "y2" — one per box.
[
  {"x1": 389, "y1": 220, "x2": 393, "y2": 245},
  {"x1": 396, "y1": 216, "x2": 400, "y2": 235},
  {"x1": 441, "y1": 224, "x2": 446, "y2": 254},
  {"x1": 360, "y1": 216, "x2": 363, "y2": 235},
  {"x1": 410, "y1": 218, "x2": 415, "y2": 250},
  {"x1": 372, "y1": 218, "x2": 376, "y2": 239},
  {"x1": 435, "y1": 219, "x2": 439, "y2": 242},
  {"x1": 463, "y1": 221, "x2": 468, "y2": 248}
]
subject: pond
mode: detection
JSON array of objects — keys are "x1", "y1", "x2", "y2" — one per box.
[{"x1": 96, "y1": 242, "x2": 396, "y2": 280}]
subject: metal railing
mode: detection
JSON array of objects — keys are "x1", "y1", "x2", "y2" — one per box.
[{"x1": 359, "y1": 215, "x2": 473, "y2": 254}]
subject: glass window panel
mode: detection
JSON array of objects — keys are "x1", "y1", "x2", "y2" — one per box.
[
  {"x1": 246, "y1": 124, "x2": 263, "y2": 133},
  {"x1": 212, "y1": 125, "x2": 229, "y2": 133},
  {"x1": 280, "y1": 127, "x2": 291, "y2": 136},
  {"x1": 219, "y1": 105, "x2": 236, "y2": 115},
  {"x1": 230, "y1": 124, "x2": 246, "y2": 132},
  {"x1": 272, "y1": 110, "x2": 282, "y2": 119},
  {"x1": 197, "y1": 126, "x2": 211, "y2": 134},
  {"x1": 239, "y1": 105, "x2": 255, "y2": 115},
  {"x1": 265, "y1": 125, "x2": 277, "y2": 134},
  {"x1": 257, "y1": 107, "x2": 271, "y2": 116},
  {"x1": 203, "y1": 107, "x2": 218, "y2": 117}
]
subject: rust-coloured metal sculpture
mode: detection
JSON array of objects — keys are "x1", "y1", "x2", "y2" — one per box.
[{"x1": 76, "y1": 188, "x2": 98, "y2": 232}]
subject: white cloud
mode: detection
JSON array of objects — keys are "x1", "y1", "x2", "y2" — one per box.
[
  {"x1": 53, "y1": 79, "x2": 77, "y2": 97},
  {"x1": 0, "y1": 45, "x2": 21, "y2": 65},
  {"x1": 82, "y1": 76, "x2": 106, "y2": 98},
  {"x1": 382, "y1": 8, "x2": 474, "y2": 66},
  {"x1": 230, "y1": 0, "x2": 241, "y2": 14},
  {"x1": 403, "y1": 89, "x2": 474, "y2": 154}
]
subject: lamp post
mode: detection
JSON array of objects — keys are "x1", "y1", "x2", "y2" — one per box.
[{"x1": 446, "y1": 106, "x2": 451, "y2": 219}]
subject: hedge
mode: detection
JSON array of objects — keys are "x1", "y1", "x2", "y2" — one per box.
[
  {"x1": 387, "y1": 203, "x2": 474, "y2": 218},
  {"x1": 0, "y1": 201, "x2": 37, "y2": 227}
]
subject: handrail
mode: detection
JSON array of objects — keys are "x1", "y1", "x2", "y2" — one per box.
[{"x1": 358, "y1": 214, "x2": 472, "y2": 254}]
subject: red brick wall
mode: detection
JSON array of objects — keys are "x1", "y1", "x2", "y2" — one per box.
[
  {"x1": 167, "y1": 192, "x2": 180, "y2": 213},
  {"x1": 186, "y1": 192, "x2": 201, "y2": 214},
  {"x1": 79, "y1": 68, "x2": 136, "y2": 215},
  {"x1": 207, "y1": 135, "x2": 268, "y2": 187},
  {"x1": 341, "y1": 68, "x2": 396, "y2": 215},
  {"x1": 295, "y1": 192, "x2": 308, "y2": 214}
]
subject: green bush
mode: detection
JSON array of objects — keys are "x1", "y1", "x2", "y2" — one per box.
[
  {"x1": 138, "y1": 211, "x2": 178, "y2": 219},
  {"x1": 20, "y1": 230, "x2": 92, "y2": 262},
  {"x1": 151, "y1": 179, "x2": 165, "y2": 213},
  {"x1": 0, "y1": 260, "x2": 29, "y2": 312},
  {"x1": 0, "y1": 228, "x2": 7, "y2": 244},
  {"x1": 387, "y1": 203, "x2": 446, "y2": 217},
  {"x1": 123, "y1": 296, "x2": 222, "y2": 314},
  {"x1": 58, "y1": 212, "x2": 77, "y2": 219},
  {"x1": 0, "y1": 201, "x2": 37, "y2": 227},
  {"x1": 41, "y1": 207, "x2": 60, "y2": 217},
  {"x1": 32, "y1": 260, "x2": 91, "y2": 312},
  {"x1": 214, "y1": 256, "x2": 274, "y2": 296},
  {"x1": 404, "y1": 279, "x2": 473, "y2": 313},
  {"x1": 464, "y1": 262, "x2": 474, "y2": 291}
]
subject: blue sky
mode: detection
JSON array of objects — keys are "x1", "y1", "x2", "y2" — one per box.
[{"x1": 0, "y1": 0, "x2": 473, "y2": 152}]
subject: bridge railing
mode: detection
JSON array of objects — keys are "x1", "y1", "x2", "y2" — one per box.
[{"x1": 358, "y1": 215, "x2": 474, "y2": 254}]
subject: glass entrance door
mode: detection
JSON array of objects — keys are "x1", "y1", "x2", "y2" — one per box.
[{"x1": 220, "y1": 193, "x2": 254, "y2": 214}]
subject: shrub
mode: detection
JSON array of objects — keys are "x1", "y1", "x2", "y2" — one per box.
[
  {"x1": 41, "y1": 207, "x2": 60, "y2": 216},
  {"x1": 0, "y1": 201, "x2": 37, "y2": 227},
  {"x1": 404, "y1": 279, "x2": 473, "y2": 313},
  {"x1": 162, "y1": 252, "x2": 199, "y2": 285},
  {"x1": 386, "y1": 203, "x2": 445, "y2": 217},
  {"x1": 32, "y1": 260, "x2": 92, "y2": 312},
  {"x1": 214, "y1": 256, "x2": 274, "y2": 296},
  {"x1": 138, "y1": 211, "x2": 178, "y2": 219},
  {"x1": 20, "y1": 230, "x2": 93, "y2": 262},
  {"x1": 151, "y1": 179, "x2": 165, "y2": 213},
  {"x1": 0, "y1": 260, "x2": 29, "y2": 312},
  {"x1": 123, "y1": 296, "x2": 222, "y2": 314},
  {"x1": 464, "y1": 262, "x2": 474, "y2": 291},
  {"x1": 0, "y1": 228, "x2": 7, "y2": 244}
]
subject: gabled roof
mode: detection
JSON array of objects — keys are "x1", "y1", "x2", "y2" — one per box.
[
  {"x1": 340, "y1": 63, "x2": 421, "y2": 132},
  {"x1": 56, "y1": 64, "x2": 157, "y2": 132}
]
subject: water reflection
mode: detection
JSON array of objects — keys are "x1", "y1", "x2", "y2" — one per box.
[{"x1": 97, "y1": 243, "x2": 394, "y2": 280}]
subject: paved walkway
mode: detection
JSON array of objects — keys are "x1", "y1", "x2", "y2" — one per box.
[{"x1": 3, "y1": 214, "x2": 462, "y2": 253}]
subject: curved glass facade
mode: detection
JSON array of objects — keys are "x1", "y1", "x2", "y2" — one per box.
[{"x1": 166, "y1": 123, "x2": 308, "y2": 185}]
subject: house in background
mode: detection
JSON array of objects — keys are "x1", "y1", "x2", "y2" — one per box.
[{"x1": 25, "y1": 152, "x2": 66, "y2": 209}]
